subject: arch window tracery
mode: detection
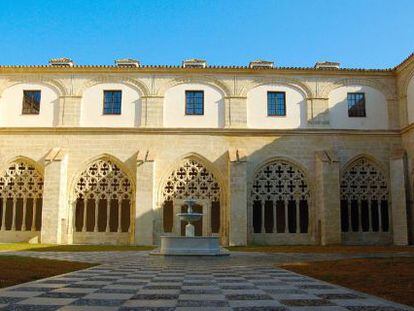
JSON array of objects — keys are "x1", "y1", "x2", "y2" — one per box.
[
  {"x1": 0, "y1": 160, "x2": 43, "y2": 231},
  {"x1": 161, "y1": 158, "x2": 221, "y2": 234},
  {"x1": 250, "y1": 160, "x2": 310, "y2": 234},
  {"x1": 74, "y1": 158, "x2": 132, "y2": 233},
  {"x1": 340, "y1": 157, "x2": 390, "y2": 233}
]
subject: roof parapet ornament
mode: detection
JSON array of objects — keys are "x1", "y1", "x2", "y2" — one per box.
[
  {"x1": 115, "y1": 58, "x2": 140, "y2": 68},
  {"x1": 182, "y1": 58, "x2": 207, "y2": 68},
  {"x1": 314, "y1": 61, "x2": 340, "y2": 69},
  {"x1": 48, "y1": 57, "x2": 74, "y2": 67},
  {"x1": 249, "y1": 59, "x2": 274, "y2": 69}
]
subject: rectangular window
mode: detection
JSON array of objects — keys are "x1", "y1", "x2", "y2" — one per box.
[
  {"x1": 347, "y1": 92, "x2": 366, "y2": 117},
  {"x1": 103, "y1": 90, "x2": 122, "y2": 115},
  {"x1": 185, "y1": 90, "x2": 204, "y2": 115},
  {"x1": 267, "y1": 91, "x2": 286, "y2": 116},
  {"x1": 22, "y1": 90, "x2": 41, "y2": 115}
]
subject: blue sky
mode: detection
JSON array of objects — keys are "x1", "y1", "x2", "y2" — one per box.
[{"x1": 0, "y1": 0, "x2": 413, "y2": 68}]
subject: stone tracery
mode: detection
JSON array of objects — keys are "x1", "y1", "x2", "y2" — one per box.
[
  {"x1": 340, "y1": 157, "x2": 390, "y2": 233},
  {"x1": 0, "y1": 160, "x2": 43, "y2": 231},
  {"x1": 251, "y1": 160, "x2": 310, "y2": 234},
  {"x1": 74, "y1": 158, "x2": 132, "y2": 233},
  {"x1": 162, "y1": 158, "x2": 220, "y2": 201},
  {"x1": 161, "y1": 158, "x2": 221, "y2": 235}
]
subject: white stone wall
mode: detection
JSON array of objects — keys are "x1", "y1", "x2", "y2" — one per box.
[
  {"x1": 246, "y1": 84, "x2": 306, "y2": 129},
  {"x1": 328, "y1": 85, "x2": 389, "y2": 129},
  {"x1": 0, "y1": 70, "x2": 399, "y2": 130},
  {"x1": 163, "y1": 83, "x2": 225, "y2": 128},
  {"x1": 80, "y1": 83, "x2": 141, "y2": 127},
  {"x1": 0, "y1": 83, "x2": 59, "y2": 127}
]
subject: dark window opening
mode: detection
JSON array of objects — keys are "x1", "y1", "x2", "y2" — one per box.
[
  {"x1": 103, "y1": 90, "x2": 122, "y2": 115},
  {"x1": 381, "y1": 200, "x2": 389, "y2": 232},
  {"x1": 211, "y1": 201, "x2": 220, "y2": 233},
  {"x1": 264, "y1": 201, "x2": 274, "y2": 233},
  {"x1": 299, "y1": 200, "x2": 309, "y2": 233},
  {"x1": 22, "y1": 90, "x2": 41, "y2": 114},
  {"x1": 163, "y1": 201, "x2": 173, "y2": 233},
  {"x1": 340, "y1": 200, "x2": 349, "y2": 232},
  {"x1": 267, "y1": 91, "x2": 286, "y2": 116},
  {"x1": 361, "y1": 200, "x2": 369, "y2": 232},
  {"x1": 276, "y1": 200, "x2": 285, "y2": 233},
  {"x1": 288, "y1": 200, "x2": 297, "y2": 233},
  {"x1": 351, "y1": 200, "x2": 359, "y2": 232},
  {"x1": 347, "y1": 92, "x2": 366, "y2": 117},
  {"x1": 253, "y1": 201, "x2": 262, "y2": 233},
  {"x1": 371, "y1": 200, "x2": 380, "y2": 232},
  {"x1": 185, "y1": 90, "x2": 204, "y2": 115}
]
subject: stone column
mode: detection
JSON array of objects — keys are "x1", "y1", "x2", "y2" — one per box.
[
  {"x1": 390, "y1": 148, "x2": 409, "y2": 245},
  {"x1": 141, "y1": 96, "x2": 163, "y2": 127},
  {"x1": 41, "y1": 148, "x2": 68, "y2": 244},
  {"x1": 57, "y1": 96, "x2": 82, "y2": 127},
  {"x1": 315, "y1": 150, "x2": 341, "y2": 245},
  {"x1": 228, "y1": 149, "x2": 247, "y2": 246},
  {"x1": 224, "y1": 97, "x2": 247, "y2": 128},
  {"x1": 135, "y1": 151, "x2": 155, "y2": 245}
]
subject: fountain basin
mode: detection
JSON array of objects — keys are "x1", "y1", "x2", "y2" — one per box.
[
  {"x1": 176, "y1": 212, "x2": 203, "y2": 222},
  {"x1": 152, "y1": 236, "x2": 229, "y2": 256}
]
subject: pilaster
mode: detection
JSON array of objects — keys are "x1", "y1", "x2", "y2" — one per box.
[
  {"x1": 315, "y1": 150, "x2": 341, "y2": 245},
  {"x1": 224, "y1": 97, "x2": 247, "y2": 128},
  {"x1": 228, "y1": 149, "x2": 247, "y2": 246},
  {"x1": 141, "y1": 96, "x2": 164, "y2": 127},
  {"x1": 390, "y1": 148, "x2": 409, "y2": 245},
  {"x1": 57, "y1": 96, "x2": 82, "y2": 127},
  {"x1": 308, "y1": 98, "x2": 330, "y2": 127},
  {"x1": 135, "y1": 150, "x2": 155, "y2": 245},
  {"x1": 41, "y1": 148, "x2": 68, "y2": 244}
]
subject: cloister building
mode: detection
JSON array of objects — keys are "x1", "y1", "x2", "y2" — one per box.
[{"x1": 0, "y1": 55, "x2": 414, "y2": 246}]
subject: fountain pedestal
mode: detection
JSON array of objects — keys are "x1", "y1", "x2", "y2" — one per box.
[{"x1": 151, "y1": 199, "x2": 229, "y2": 256}]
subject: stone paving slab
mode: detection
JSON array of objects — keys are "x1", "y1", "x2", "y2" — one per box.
[{"x1": 0, "y1": 251, "x2": 412, "y2": 310}]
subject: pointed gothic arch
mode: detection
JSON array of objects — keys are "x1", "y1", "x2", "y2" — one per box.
[
  {"x1": 0, "y1": 158, "x2": 44, "y2": 233},
  {"x1": 250, "y1": 158, "x2": 311, "y2": 236},
  {"x1": 340, "y1": 156, "x2": 391, "y2": 237},
  {"x1": 71, "y1": 155, "x2": 133, "y2": 244},
  {"x1": 159, "y1": 155, "x2": 224, "y2": 237}
]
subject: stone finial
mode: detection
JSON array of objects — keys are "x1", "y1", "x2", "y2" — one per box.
[
  {"x1": 182, "y1": 59, "x2": 207, "y2": 68},
  {"x1": 115, "y1": 58, "x2": 140, "y2": 67},
  {"x1": 314, "y1": 61, "x2": 340, "y2": 69},
  {"x1": 48, "y1": 57, "x2": 74, "y2": 67},
  {"x1": 249, "y1": 60, "x2": 274, "y2": 69}
]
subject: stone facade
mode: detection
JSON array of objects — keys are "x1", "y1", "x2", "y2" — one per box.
[{"x1": 0, "y1": 55, "x2": 414, "y2": 246}]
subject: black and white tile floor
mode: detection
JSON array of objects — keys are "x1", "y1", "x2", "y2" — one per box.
[{"x1": 0, "y1": 251, "x2": 412, "y2": 310}]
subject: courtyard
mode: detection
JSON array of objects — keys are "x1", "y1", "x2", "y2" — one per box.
[{"x1": 0, "y1": 246, "x2": 413, "y2": 310}]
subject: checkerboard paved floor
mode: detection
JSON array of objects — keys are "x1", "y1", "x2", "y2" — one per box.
[{"x1": 0, "y1": 252, "x2": 412, "y2": 310}]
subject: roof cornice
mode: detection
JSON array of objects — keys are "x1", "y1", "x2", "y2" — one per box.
[{"x1": 0, "y1": 65, "x2": 395, "y2": 76}]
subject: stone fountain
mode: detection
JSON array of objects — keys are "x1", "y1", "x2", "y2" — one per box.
[{"x1": 154, "y1": 199, "x2": 229, "y2": 256}]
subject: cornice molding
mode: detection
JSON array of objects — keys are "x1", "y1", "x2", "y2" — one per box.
[
  {"x1": 0, "y1": 66, "x2": 396, "y2": 77},
  {"x1": 0, "y1": 127, "x2": 401, "y2": 137}
]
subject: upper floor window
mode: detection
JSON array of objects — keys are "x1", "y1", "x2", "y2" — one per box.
[
  {"x1": 267, "y1": 91, "x2": 286, "y2": 116},
  {"x1": 22, "y1": 90, "x2": 41, "y2": 115},
  {"x1": 347, "y1": 92, "x2": 366, "y2": 117},
  {"x1": 185, "y1": 90, "x2": 204, "y2": 115},
  {"x1": 103, "y1": 90, "x2": 122, "y2": 115}
]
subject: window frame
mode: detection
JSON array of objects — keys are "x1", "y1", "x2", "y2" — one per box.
[
  {"x1": 347, "y1": 92, "x2": 366, "y2": 118},
  {"x1": 267, "y1": 91, "x2": 286, "y2": 117},
  {"x1": 22, "y1": 90, "x2": 41, "y2": 115},
  {"x1": 103, "y1": 90, "x2": 122, "y2": 115},
  {"x1": 185, "y1": 90, "x2": 204, "y2": 116}
]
